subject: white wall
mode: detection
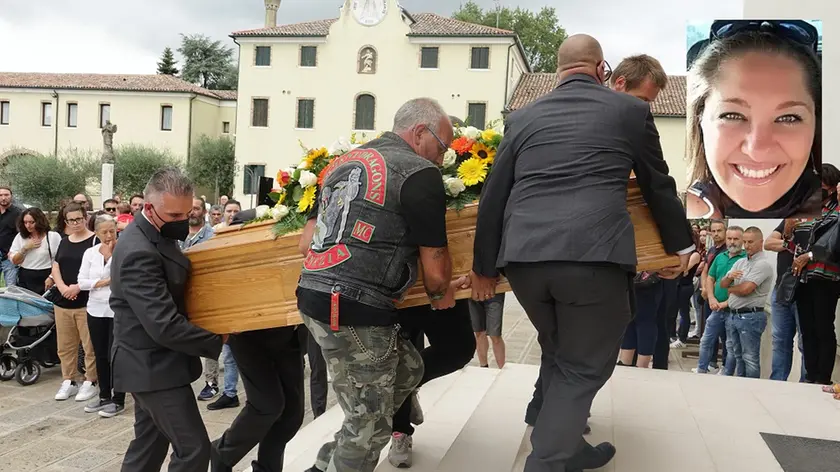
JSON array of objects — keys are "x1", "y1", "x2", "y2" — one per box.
[{"x1": 232, "y1": 1, "x2": 522, "y2": 203}]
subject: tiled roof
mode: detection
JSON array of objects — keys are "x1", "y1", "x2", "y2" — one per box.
[
  {"x1": 213, "y1": 90, "x2": 238, "y2": 100},
  {"x1": 0, "y1": 72, "x2": 236, "y2": 100},
  {"x1": 507, "y1": 73, "x2": 687, "y2": 117},
  {"x1": 231, "y1": 12, "x2": 514, "y2": 38}
]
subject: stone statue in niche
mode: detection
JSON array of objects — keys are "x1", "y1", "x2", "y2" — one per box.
[{"x1": 358, "y1": 47, "x2": 376, "y2": 74}]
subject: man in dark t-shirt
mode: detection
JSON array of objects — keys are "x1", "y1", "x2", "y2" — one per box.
[{"x1": 0, "y1": 186, "x2": 22, "y2": 286}]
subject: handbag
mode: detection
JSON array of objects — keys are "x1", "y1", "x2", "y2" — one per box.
[
  {"x1": 44, "y1": 234, "x2": 98, "y2": 305},
  {"x1": 776, "y1": 268, "x2": 799, "y2": 305}
]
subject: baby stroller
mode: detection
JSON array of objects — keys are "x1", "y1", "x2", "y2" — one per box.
[{"x1": 0, "y1": 286, "x2": 58, "y2": 386}]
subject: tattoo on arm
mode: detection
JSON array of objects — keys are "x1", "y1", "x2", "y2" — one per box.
[{"x1": 431, "y1": 247, "x2": 446, "y2": 259}]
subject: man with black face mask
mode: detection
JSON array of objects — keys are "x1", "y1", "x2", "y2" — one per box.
[{"x1": 111, "y1": 167, "x2": 225, "y2": 472}]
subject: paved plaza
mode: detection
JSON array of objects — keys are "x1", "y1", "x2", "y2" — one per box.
[{"x1": 0, "y1": 295, "x2": 832, "y2": 471}]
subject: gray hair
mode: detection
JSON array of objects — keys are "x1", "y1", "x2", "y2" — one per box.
[
  {"x1": 392, "y1": 98, "x2": 451, "y2": 134},
  {"x1": 93, "y1": 213, "x2": 116, "y2": 231},
  {"x1": 143, "y1": 167, "x2": 194, "y2": 201},
  {"x1": 210, "y1": 204, "x2": 223, "y2": 213}
]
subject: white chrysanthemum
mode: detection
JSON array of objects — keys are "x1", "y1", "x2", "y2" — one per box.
[
  {"x1": 255, "y1": 205, "x2": 270, "y2": 219},
  {"x1": 462, "y1": 126, "x2": 481, "y2": 139},
  {"x1": 443, "y1": 176, "x2": 466, "y2": 197},
  {"x1": 298, "y1": 170, "x2": 318, "y2": 188},
  {"x1": 271, "y1": 204, "x2": 289, "y2": 220},
  {"x1": 442, "y1": 149, "x2": 457, "y2": 168}
]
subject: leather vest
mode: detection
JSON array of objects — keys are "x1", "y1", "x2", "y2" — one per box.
[{"x1": 298, "y1": 132, "x2": 438, "y2": 310}]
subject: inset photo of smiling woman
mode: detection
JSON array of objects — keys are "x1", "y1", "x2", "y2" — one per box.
[{"x1": 684, "y1": 19, "x2": 822, "y2": 219}]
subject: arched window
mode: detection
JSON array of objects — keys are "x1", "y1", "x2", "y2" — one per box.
[{"x1": 354, "y1": 94, "x2": 375, "y2": 130}]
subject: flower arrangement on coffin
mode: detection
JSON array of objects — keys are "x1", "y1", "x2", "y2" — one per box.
[{"x1": 248, "y1": 122, "x2": 504, "y2": 237}]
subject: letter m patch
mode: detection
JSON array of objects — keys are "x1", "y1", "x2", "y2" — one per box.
[{"x1": 351, "y1": 219, "x2": 375, "y2": 244}]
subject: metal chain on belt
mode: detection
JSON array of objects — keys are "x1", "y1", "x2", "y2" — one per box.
[{"x1": 348, "y1": 324, "x2": 400, "y2": 364}]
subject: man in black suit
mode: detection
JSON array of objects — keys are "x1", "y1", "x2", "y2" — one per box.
[
  {"x1": 207, "y1": 209, "x2": 305, "y2": 472},
  {"x1": 470, "y1": 35, "x2": 693, "y2": 472},
  {"x1": 112, "y1": 167, "x2": 225, "y2": 472}
]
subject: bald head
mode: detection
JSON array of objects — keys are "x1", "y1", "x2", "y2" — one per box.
[{"x1": 556, "y1": 34, "x2": 605, "y2": 80}]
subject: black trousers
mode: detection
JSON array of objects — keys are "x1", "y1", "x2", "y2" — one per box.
[
  {"x1": 506, "y1": 262, "x2": 631, "y2": 472},
  {"x1": 213, "y1": 326, "x2": 305, "y2": 471},
  {"x1": 653, "y1": 279, "x2": 678, "y2": 370},
  {"x1": 86, "y1": 315, "x2": 125, "y2": 405},
  {"x1": 17, "y1": 267, "x2": 50, "y2": 294},
  {"x1": 392, "y1": 299, "x2": 475, "y2": 436},
  {"x1": 796, "y1": 279, "x2": 840, "y2": 385},
  {"x1": 300, "y1": 329, "x2": 329, "y2": 418},
  {"x1": 122, "y1": 385, "x2": 210, "y2": 472},
  {"x1": 673, "y1": 282, "x2": 694, "y2": 342}
]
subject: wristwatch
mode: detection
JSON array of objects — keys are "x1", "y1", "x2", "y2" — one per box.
[{"x1": 806, "y1": 251, "x2": 814, "y2": 260}]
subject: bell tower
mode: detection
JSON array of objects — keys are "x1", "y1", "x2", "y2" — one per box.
[{"x1": 265, "y1": 0, "x2": 281, "y2": 27}]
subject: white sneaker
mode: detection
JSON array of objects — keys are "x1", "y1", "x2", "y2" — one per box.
[
  {"x1": 75, "y1": 381, "x2": 99, "y2": 402},
  {"x1": 670, "y1": 340, "x2": 687, "y2": 349},
  {"x1": 55, "y1": 380, "x2": 79, "y2": 401}
]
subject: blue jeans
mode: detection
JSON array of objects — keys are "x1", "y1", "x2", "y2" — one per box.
[
  {"x1": 697, "y1": 310, "x2": 735, "y2": 373},
  {"x1": 222, "y1": 343, "x2": 239, "y2": 398},
  {"x1": 725, "y1": 311, "x2": 768, "y2": 379},
  {"x1": 769, "y1": 289, "x2": 806, "y2": 382},
  {"x1": 1, "y1": 258, "x2": 18, "y2": 287}
]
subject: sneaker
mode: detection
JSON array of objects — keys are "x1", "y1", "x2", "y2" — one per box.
[
  {"x1": 84, "y1": 398, "x2": 112, "y2": 413},
  {"x1": 207, "y1": 394, "x2": 240, "y2": 411},
  {"x1": 388, "y1": 432, "x2": 413, "y2": 468},
  {"x1": 409, "y1": 392, "x2": 424, "y2": 426},
  {"x1": 98, "y1": 402, "x2": 125, "y2": 418},
  {"x1": 670, "y1": 340, "x2": 687, "y2": 349},
  {"x1": 75, "y1": 381, "x2": 99, "y2": 402},
  {"x1": 198, "y1": 382, "x2": 219, "y2": 401},
  {"x1": 55, "y1": 380, "x2": 79, "y2": 401}
]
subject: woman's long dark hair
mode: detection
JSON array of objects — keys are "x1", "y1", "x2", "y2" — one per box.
[
  {"x1": 17, "y1": 207, "x2": 51, "y2": 239},
  {"x1": 687, "y1": 29, "x2": 822, "y2": 217}
]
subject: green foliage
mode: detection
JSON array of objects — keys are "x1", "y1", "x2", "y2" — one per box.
[
  {"x1": 113, "y1": 144, "x2": 182, "y2": 197},
  {"x1": 447, "y1": 189, "x2": 479, "y2": 211},
  {"x1": 187, "y1": 135, "x2": 237, "y2": 201},
  {"x1": 452, "y1": 1, "x2": 567, "y2": 72},
  {"x1": 178, "y1": 34, "x2": 236, "y2": 89},
  {"x1": 157, "y1": 47, "x2": 180, "y2": 75},
  {"x1": 2, "y1": 150, "x2": 99, "y2": 211},
  {"x1": 271, "y1": 212, "x2": 307, "y2": 238}
]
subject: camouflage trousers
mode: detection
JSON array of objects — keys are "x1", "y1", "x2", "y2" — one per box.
[{"x1": 302, "y1": 312, "x2": 424, "y2": 472}]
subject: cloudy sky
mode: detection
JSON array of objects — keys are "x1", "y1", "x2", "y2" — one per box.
[{"x1": 0, "y1": 0, "x2": 742, "y2": 76}]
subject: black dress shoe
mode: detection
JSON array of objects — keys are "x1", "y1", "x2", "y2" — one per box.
[
  {"x1": 207, "y1": 394, "x2": 240, "y2": 411},
  {"x1": 566, "y1": 441, "x2": 616, "y2": 472},
  {"x1": 250, "y1": 460, "x2": 269, "y2": 472}
]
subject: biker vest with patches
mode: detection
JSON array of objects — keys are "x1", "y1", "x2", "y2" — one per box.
[{"x1": 297, "y1": 132, "x2": 438, "y2": 311}]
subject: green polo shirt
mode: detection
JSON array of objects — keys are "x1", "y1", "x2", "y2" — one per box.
[{"x1": 708, "y1": 249, "x2": 747, "y2": 303}]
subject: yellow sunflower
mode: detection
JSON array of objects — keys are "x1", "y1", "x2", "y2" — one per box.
[
  {"x1": 481, "y1": 128, "x2": 498, "y2": 142},
  {"x1": 470, "y1": 141, "x2": 496, "y2": 165},
  {"x1": 298, "y1": 185, "x2": 317, "y2": 213},
  {"x1": 457, "y1": 157, "x2": 488, "y2": 186},
  {"x1": 305, "y1": 147, "x2": 329, "y2": 167}
]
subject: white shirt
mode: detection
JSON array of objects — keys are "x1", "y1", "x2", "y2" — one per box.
[
  {"x1": 9, "y1": 231, "x2": 62, "y2": 270},
  {"x1": 77, "y1": 244, "x2": 114, "y2": 318}
]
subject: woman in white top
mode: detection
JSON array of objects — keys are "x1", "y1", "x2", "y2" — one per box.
[
  {"x1": 8, "y1": 207, "x2": 62, "y2": 294},
  {"x1": 77, "y1": 214, "x2": 124, "y2": 418}
]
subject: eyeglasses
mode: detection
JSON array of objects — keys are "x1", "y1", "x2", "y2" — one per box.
[
  {"x1": 66, "y1": 217, "x2": 84, "y2": 225},
  {"x1": 602, "y1": 60, "x2": 612, "y2": 83},
  {"x1": 425, "y1": 126, "x2": 448, "y2": 154},
  {"x1": 104, "y1": 207, "x2": 117, "y2": 212},
  {"x1": 710, "y1": 20, "x2": 819, "y2": 52}
]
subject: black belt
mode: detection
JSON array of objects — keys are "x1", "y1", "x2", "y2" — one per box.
[{"x1": 723, "y1": 306, "x2": 764, "y2": 314}]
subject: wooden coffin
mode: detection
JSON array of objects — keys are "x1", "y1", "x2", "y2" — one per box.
[{"x1": 184, "y1": 177, "x2": 680, "y2": 333}]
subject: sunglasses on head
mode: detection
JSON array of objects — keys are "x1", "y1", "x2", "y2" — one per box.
[{"x1": 710, "y1": 20, "x2": 819, "y2": 52}]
